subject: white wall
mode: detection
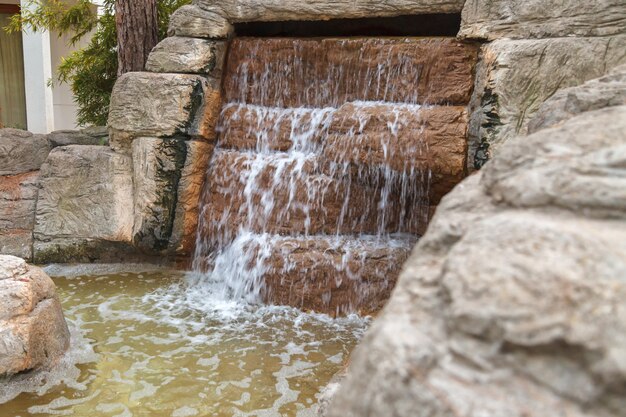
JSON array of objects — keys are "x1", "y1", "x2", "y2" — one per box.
[{"x1": 19, "y1": 0, "x2": 99, "y2": 132}]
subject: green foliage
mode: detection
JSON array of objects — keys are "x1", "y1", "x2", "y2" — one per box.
[{"x1": 6, "y1": 0, "x2": 191, "y2": 126}]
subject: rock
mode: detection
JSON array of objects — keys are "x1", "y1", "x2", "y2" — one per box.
[
  {"x1": 224, "y1": 38, "x2": 478, "y2": 107},
  {"x1": 146, "y1": 37, "x2": 227, "y2": 76},
  {"x1": 195, "y1": 0, "x2": 465, "y2": 22},
  {"x1": 198, "y1": 150, "x2": 435, "y2": 248},
  {"x1": 528, "y1": 64, "x2": 626, "y2": 133},
  {"x1": 131, "y1": 137, "x2": 187, "y2": 252},
  {"x1": 468, "y1": 35, "x2": 626, "y2": 168},
  {"x1": 262, "y1": 235, "x2": 415, "y2": 315},
  {"x1": 460, "y1": 0, "x2": 626, "y2": 40},
  {"x1": 33, "y1": 146, "x2": 134, "y2": 263},
  {"x1": 0, "y1": 129, "x2": 51, "y2": 175},
  {"x1": 325, "y1": 101, "x2": 626, "y2": 416},
  {"x1": 169, "y1": 140, "x2": 214, "y2": 256},
  {"x1": 47, "y1": 130, "x2": 105, "y2": 148},
  {"x1": 0, "y1": 172, "x2": 39, "y2": 260},
  {"x1": 108, "y1": 72, "x2": 221, "y2": 153},
  {"x1": 0, "y1": 255, "x2": 70, "y2": 376},
  {"x1": 167, "y1": 5, "x2": 233, "y2": 39},
  {"x1": 0, "y1": 231, "x2": 33, "y2": 261},
  {"x1": 218, "y1": 103, "x2": 468, "y2": 204}
]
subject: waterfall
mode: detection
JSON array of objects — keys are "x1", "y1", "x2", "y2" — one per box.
[{"x1": 190, "y1": 37, "x2": 470, "y2": 315}]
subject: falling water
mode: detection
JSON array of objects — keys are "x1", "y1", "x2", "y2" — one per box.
[{"x1": 191, "y1": 37, "x2": 471, "y2": 314}]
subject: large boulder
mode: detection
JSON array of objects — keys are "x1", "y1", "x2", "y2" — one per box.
[
  {"x1": 0, "y1": 256, "x2": 70, "y2": 376},
  {"x1": 0, "y1": 129, "x2": 50, "y2": 176},
  {"x1": 107, "y1": 72, "x2": 221, "y2": 153},
  {"x1": 325, "y1": 92, "x2": 626, "y2": 415},
  {"x1": 460, "y1": 0, "x2": 626, "y2": 40},
  {"x1": 468, "y1": 35, "x2": 626, "y2": 169},
  {"x1": 33, "y1": 146, "x2": 134, "y2": 263}
]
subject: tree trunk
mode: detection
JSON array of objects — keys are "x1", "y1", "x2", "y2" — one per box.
[{"x1": 115, "y1": 0, "x2": 158, "y2": 76}]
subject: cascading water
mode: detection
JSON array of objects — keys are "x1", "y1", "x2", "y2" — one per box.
[{"x1": 190, "y1": 37, "x2": 474, "y2": 315}]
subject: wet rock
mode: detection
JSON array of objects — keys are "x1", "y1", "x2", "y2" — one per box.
[
  {"x1": 528, "y1": 64, "x2": 626, "y2": 133},
  {"x1": 47, "y1": 130, "x2": 105, "y2": 148},
  {"x1": 195, "y1": 0, "x2": 465, "y2": 22},
  {"x1": 325, "y1": 103, "x2": 626, "y2": 416},
  {"x1": 0, "y1": 129, "x2": 50, "y2": 176},
  {"x1": 108, "y1": 72, "x2": 221, "y2": 153},
  {"x1": 223, "y1": 38, "x2": 478, "y2": 107},
  {"x1": 132, "y1": 137, "x2": 187, "y2": 252},
  {"x1": 169, "y1": 140, "x2": 214, "y2": 256},
  {"x1": 460, "y1": 0, "x2": 626, "y2": 40},
  {"x1": 468, "y1": 35, "x2": 626, "y2": 166},
  {"x1": 219, "y1": 103, "x2": 468, "y2": 204},
  {"x1": 0, "y1": 255, "x2": 70, "y2": 376},
  {"x1": 0, "y1": 172, "x2": 39, "y2": 260},
  {"x1": 33, "y1": 146, "x2": 134, "y2": 263},
  {"x1": 167, "y1": 5, "x2": 233, "y2": 39},
  {"x1": 198, "y1": 150, "x2": 434, "y2": 247},
  {"x1": 262, "y1": 235, "x2": 415, "y2": 316},
  {"x1": 146, "y1": 37, "x2": 227, "y2": 76}
]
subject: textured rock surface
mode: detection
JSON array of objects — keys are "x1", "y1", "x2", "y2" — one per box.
[
  {"x1": 169, "y1": 140, "x2": 213, "y2": 256},
  {"x1": 167, "y1": 5, "x2": 233, "y2": 39},
  {"x1": 326, "y1": 102, "x2": 626, "y2": 417},
  {"x1": 224, "y1": 38, "x2": 478, "y2": 107},
  {"x1": 132, "y1": 138, "x2": 187, "y2": 252},
  {"x1": 108, "y1": 72, "x2": 221, "y2": 153},
  {"x1": 529, "y1": 64, "x2": 626, "y2": 133},
  {"x1": 460, "y1": 0, "x2": 626, "y2": 40},
  {"x1": 469, "y1": 35, "x2": 626, "y2": 169},
  {"x1": 0, "y1": 256, "x2": 70, "y2": 376},
  {"x1": 33, "y1": 146, "x2": 134, "y2": 263},
  {"x1": 0, "y1": 172, "x2": 39, "y2": 260},
  {"x1": 219, "y1": 103, "x2": 468, "y2": 204},
  {"x1": 0, "y1": 129, "x2": 50, "y2": 176},
  {"x1": 199, "y1": 150, "x2": 435, "y2": 246},
  {"x1": 146, "y1": 37, "x2": 227, "y2": 75},
  {"x1": 47, "y1": 130, "x2": 106, "y2": 148},
  {"x1": 194, "y1": 0, "x2": 465, "y2": 21},
  {"x1": 259, "y1": 235, "x2": 414, "y2": 316}
]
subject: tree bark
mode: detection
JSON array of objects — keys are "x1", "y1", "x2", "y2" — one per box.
[{"x1": 115, "y1": 0, "x2": 158, "y2": 76}]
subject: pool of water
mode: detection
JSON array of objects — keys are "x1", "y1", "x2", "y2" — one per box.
[{"x1": 0, "y1": 268, "x2": 369, "y2": 417}]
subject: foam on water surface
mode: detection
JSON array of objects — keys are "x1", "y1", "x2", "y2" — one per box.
[{"x1": 0, "y1": 270, "x2": 368, "y2": 416}]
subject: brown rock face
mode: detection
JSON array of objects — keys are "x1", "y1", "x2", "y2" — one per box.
[
  {"x1": 261, "y1": 236, "x2": 415, "y2": 316},
  {"x1": 198, "y1": 150, "x2": 433, "y2": 248},
  {"x1": 223, "y1": 38, "x2": 478, "y2": 107},
  {"x1": 195, "y1": 36, "x2": 475, "y2": 315}
]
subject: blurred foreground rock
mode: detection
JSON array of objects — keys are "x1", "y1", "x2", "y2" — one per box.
[
  {"x1": 325, "y1": 72, "x2": 626, "y2": 417},
  {"x1": 0, "y1": 255, "x2": 70, "y2": 376}
]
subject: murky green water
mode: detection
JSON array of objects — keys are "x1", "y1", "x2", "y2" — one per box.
[{"x1": 0, "y1": 269, "x2": 368, "y2": 417}]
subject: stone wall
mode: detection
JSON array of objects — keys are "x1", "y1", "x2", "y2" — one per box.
[{"x1": 3, "y1": 0, "x2": 624, "y2": 267}]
